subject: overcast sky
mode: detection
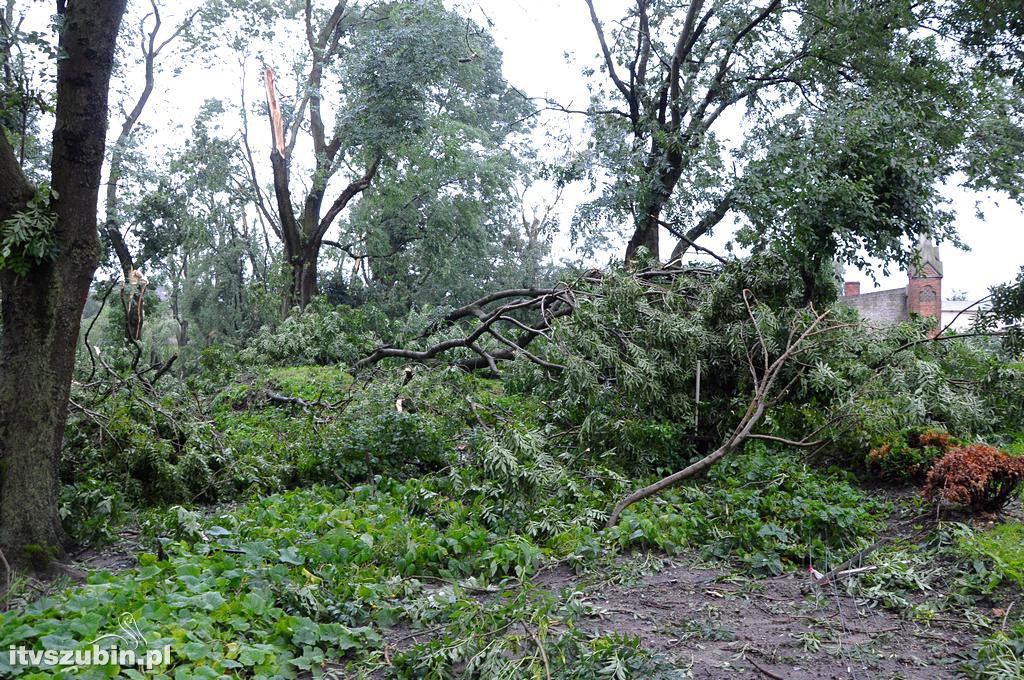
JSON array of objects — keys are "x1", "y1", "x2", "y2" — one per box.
[
  {"x1": 457, "y1": 0, "x2": 1023, "y2": 299},
  {"x1": 25, "y1": 0, "x2": 1022, "y2": 299}
]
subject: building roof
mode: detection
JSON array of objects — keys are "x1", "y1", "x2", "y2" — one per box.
[{"x1": 941, "y1": 299, "x2": 991, "y2": 312}]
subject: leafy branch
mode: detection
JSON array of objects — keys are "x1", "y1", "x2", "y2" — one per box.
[
  {"x1": 0, "y1": 183, "x2": 58, "y2": 275},
  {"x1": 605, "y1": 294, "x2": 840, "y2": 527}
]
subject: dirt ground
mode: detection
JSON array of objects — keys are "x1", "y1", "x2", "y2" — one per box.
[{"x1": 534, "y1": 557, "x2": 972, "y2": 679}]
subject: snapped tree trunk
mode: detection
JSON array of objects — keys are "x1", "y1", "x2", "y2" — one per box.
[
  {"x1": 260, "y1": 16, "x2": 379, "y2": 312},
  {"x1": 0, "y1": 0, "x2": 126, "y2": 570}
]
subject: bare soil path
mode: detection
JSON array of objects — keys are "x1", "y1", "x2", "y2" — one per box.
[{"x1": 540, "y1": 557, "x2": 969, "y2": 679}]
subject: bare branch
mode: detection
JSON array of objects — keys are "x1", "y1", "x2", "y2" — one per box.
[
  {"x1": 606, "y1": 299, "x2": 835, "y2": 527},
  {"x1": 584, "y1": 0, "x2": 635, "y2": 107}
]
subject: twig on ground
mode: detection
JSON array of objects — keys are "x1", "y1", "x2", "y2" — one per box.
[
  {"x1": 748, "y1": 657, "x2": 786, "y2": 680},
  {"x1": 522, "y1": 623, "x2": 551, "y2": 680}
]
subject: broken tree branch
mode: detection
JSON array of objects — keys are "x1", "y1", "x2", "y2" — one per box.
[
  {"x1": 354, "y1": 286, "x2": 575, "y2": 376},
  {"x1": 606, "y1": 298, "x2": 837, "y2": 527}
]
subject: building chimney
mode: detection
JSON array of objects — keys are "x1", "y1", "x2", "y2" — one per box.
[
  {"x1": 907, "y1": 235, "x2": 942, "y2": 334},
  {"x1": 843, "y1": 281, "x2": 860, "y2": 297}
]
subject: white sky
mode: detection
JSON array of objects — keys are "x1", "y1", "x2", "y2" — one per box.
[
  {"x1": 23, "y1": 0, "x2": 1024, "y2": 299},
  {"x1": 456, "y1": 0, "x2": 1024, "y2": 299}
]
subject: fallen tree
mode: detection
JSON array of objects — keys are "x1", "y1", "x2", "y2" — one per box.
[
  {"x1": 606, "y1": 293, "x2": 839, "y2": 527},
  {"x1": 354, "y1": 285, "x2": 577, "y2": 376},
  {"x1": 353, "y1": 267, "x2": 719, "y2": 376},
  {"x1": 352, "y1": 258, "x2": 1015, "y2": 527}
]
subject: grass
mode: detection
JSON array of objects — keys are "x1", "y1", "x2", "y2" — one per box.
[{"x1": 964, "y1": 521, "x2": 1024, "y2": 588}]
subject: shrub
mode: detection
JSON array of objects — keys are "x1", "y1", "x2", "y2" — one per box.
[
  {"x1": 58, "y1": 479, "x2": 125, "y2": 545},
  {"x1": 310, "y1": 409, "x2": 450, "y2": 482},
  {"x1": 922, "y1": 444, "x2": 1024, "y2": 512},
  {"x1": 866, "y1": 427, "x2": 961, "y2": 481},
  {"x1": 240, "y1": 299, "x2": 391, "y2": 366},
  {"x1": 61, "y1": 386, "x2": 225, "y2": 505}
]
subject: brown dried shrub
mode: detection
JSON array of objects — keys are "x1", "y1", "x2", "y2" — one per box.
[
  {"x1": 865, "y1": 427, "x2": 960, "y2": 481},
  {"x1": 922, "y1": 444, "x2": 1024, "y2": 512}
]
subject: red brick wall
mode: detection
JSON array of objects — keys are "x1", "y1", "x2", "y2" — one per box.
[
  {"x1": 907, "y1": 272, "x2": 941, "y2": 332},
  {"x1": 843, "y1": 281, "x2": 861, "y2": 297}
]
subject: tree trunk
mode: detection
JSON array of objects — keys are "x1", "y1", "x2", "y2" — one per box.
[
  {"x1": 0, "y1": 0, "x2": 126, "y2": 571},
  {"x1": 625, "y1": 144, "x2": 684, "y2": 264},
  {"x1": 300, "y1": 242, "x2": 320, "y2": 308},
  {"x1": 287, "y1": 244, "x2": 321, "y2": 310},
  {"x1": 625, "y1": 212, "x2": 661, "y2": 264}
]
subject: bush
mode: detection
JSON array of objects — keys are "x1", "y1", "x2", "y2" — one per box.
[
  {"x1": 308, "y1": 409, "x2": 449, "y2": 483},
  {"x1": 58, "y1": 479, "x2": 126, "y2": 545},
  {"x1": 922, "y1": 444, "x2": 1024, "y2": 512},
  {"x1": 61, "y1": 384, "x2": 226, "y2": 505},
  {"x1": 240, "y1": 299, "x2": 391, "y2": 366},
  {"x1": 866, "y1": 427, "x2": 961, "y2": 481}
]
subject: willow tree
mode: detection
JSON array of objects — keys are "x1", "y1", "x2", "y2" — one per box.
[
  {"x1": 243, "y1": 0, "x2": 528, "y2": 309},
  {"x1": 0, "y1": 0, "x2": 126, "y2": 570},
  {"x1": 578, "y1": 0, "x2": 1023, "y2": 267}
]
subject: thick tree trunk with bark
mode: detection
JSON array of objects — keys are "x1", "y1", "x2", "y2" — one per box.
[
  {"x1": 287, "y1": 242, "x2": 322, "y2": 309},
  {"x1": 625, "y1": 213, "x2": 661, "y2": 264},
  {"x1": 0, "y1": 0, "x2": 126, "y2": 570},
  {"x1": 625, "y1": 141, "x2": 685, "y2": 264}
]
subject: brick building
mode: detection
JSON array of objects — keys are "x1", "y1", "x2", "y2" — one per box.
[{"x1": 841, "y1": 236, "x2": 943, "y2": 333}]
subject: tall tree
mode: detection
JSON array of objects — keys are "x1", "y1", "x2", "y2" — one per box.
[
  {"x1": 243, "y1": 0, "x2": 527, "y2": 309},
  {"x1": 0, "y1": 0, "x2": 127, "y2": 569},
  {"x1": 0, "y1": 0, "x2": 58, "y2": 179},
  {"x1": 102, "y1": 0, "x2": 200, "y2": 342},
  {"x1": 154, "y1": 101, "x2": 272, "y2": 345},
  {"x1": 334, "y1": 98, "x2": 536, "y2": 309},
  {"x1": 578, "y1": 0, "x2": 1023, "y2": 266}
]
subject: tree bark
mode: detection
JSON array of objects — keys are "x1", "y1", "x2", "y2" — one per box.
[
  {"x1": 0, "y1": 0, "x2": 126, "y2": 570},
  {"x1": 625, "y1": 211, "x2": 661, "y2": 264},
  {"x1": 260, "y1": 4, "x2": 380, "y2": 311},
  {"x1": 289, "y1": 241, "x2": 322, "y2": 309}
]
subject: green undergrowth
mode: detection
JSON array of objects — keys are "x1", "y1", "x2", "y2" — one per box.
[
  {"x1": 962, "y1": 522, "x2": 1024, "y2": 588},
  {"x1": 964, "y1": 621, "x2": 1024, "y2": 679},
  {"x1": 3, "y1": 439, "x2": 885, "y2": 678},
  {"x1": 608, "y1": 446, "x2": 888, "y2": 574},
  {"x1": 59, "y1": 365, "x2": 487, "y2": 541},
  {"x1": 0, "y1": 482, "x2": 680, "y2": 679},
  {"x1": 959, "y1": 521, "x2": 1024, "y2": 679},
  {"x1": 810, "y1": 518, "x2": 1024, "y2": 677},
  {"x1": 37, "y1": 360, "x2": 905, "y2": 677}
]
